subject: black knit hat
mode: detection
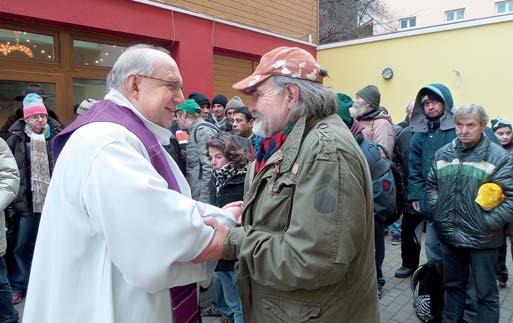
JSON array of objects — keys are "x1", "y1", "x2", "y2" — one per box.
[
  {"x1": 188, "y1": 92, "x2": 210, "y2": 108},
  {"x1": 212, "y1": 95, "x2": 228, "y2": 107}
]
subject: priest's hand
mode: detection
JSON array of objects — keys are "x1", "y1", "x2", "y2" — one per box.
[
  {"x1": 192, "y1": 217, "x2": 228, "y2": 263},
  {"x1": 222, "y1": 201, "x2": 243, "y2": 224}
]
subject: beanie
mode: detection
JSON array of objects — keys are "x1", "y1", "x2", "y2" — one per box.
[
  {"x1": 177, "y1": 99, "x2": 201, "y2": 114},
  {"x1": 491, "y1": 118, "x2": 512, "y2": 132},
  {"x1": 336, "y1": 93, "x2": 353, "y2": 128},
  {"x1": 188, "y1": 92, "x2": 210, "y2": 108},
  {"x1": 226, "y1": 96, "x2": 245, "y2": 112},
  {"x1": 23, "y1": 93, "x2": 48, "y2": 119},
  {"x1": 356, "y1": 85, "x2": 381, "y2": 108},
  {"x1": 212, "y1": 95, "x2": 228, "y2": 107}
]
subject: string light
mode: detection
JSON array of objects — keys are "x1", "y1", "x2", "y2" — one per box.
[
  {"x1": 0, "y1": 30, "x2": 33, "y2": 58},
  {"x1": 0, "y1": 43, "x2": 33, "y2": 57}
]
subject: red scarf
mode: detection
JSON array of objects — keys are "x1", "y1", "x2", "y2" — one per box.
[{"x1": 255, "y1": 131, "x2": 289, "y2": 173}]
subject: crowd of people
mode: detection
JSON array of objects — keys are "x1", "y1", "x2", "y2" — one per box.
[{"x1": 0, "y1": 44, "x2": 510, "y2": 323}]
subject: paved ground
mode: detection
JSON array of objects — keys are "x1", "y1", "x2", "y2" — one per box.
[
  {"x1": 14, "y1": 234, "x2": 513, "y2": 322},
  {"x1": 201, "y1": 233, "x2": 513, "y2": 323}
]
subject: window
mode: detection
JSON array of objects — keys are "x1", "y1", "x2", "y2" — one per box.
[
  {"x1": 496, "y1": 1, "x2": 513, "y2": 14},
  {"x1": 399, "y1": 17, "x2": 416, "y2": 29},
  {"x1": 73, "y1": 40, "x2": 128, "y2": 67},
  {"x1": 0, "y1": 80, "x2": 56, "y2": 123},
  {"x1": 446, "y1": 9, "x2": 465, "y2": 22},
  {"x1": 0, "y1": 28, "x2": 55, "y2": 62},
  {"x1": 72, "y1": 78, "x2": 106, "y2": 106}
]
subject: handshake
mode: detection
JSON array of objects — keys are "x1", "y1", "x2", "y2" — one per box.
[{"x1": 192, "y1": 201, "x2": 243, "y2": 264}]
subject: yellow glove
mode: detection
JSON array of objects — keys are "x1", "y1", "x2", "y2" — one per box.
[{"x1": 475, "y1": 182, "x2": 505, "y2": 211}]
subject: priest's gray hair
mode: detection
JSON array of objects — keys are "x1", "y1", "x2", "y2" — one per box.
[
  {"x1": 107, "y1": 44, "x2": 171, "y2": 92},
  {"x1": 454, "y1": 104, "x2": 489, "y2": 125},
  {"x1": 271, "y1": 75, "x2": 337, "y2": 123}
]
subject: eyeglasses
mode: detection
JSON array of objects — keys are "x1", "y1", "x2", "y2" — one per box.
[
  {"x1": 26, "y1": 114, "x2": 47, "y2": 121},
  {"x1": 136, "y1": 74, "x2": 184, "y2": 93}
]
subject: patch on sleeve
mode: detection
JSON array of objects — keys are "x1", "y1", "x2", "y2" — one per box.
[{"x1": 314, "y1": 175, "x2": 337, "y2": 214}]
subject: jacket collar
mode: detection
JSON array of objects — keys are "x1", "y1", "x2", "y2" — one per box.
[{"x1": 441, "y1": 135, "x2": 490, "y2": 161}]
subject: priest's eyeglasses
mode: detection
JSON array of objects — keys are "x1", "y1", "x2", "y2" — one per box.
[{"x1": 136, "y1": 74, "x2": 184, "y2": 93}]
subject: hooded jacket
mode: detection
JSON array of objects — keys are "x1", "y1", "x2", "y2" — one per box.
[
  {"x1": 426, "y1": 135, "x2": 513, "y2": 249},
  {"x1": 407, "y1": 84, "x2": 457, "y2": 216}
]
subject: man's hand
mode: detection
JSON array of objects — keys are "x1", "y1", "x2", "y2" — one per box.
[
  {"x1": 192, "y1": 217, "x2": 228, "y2": 263},
  {"x1": 412, "y1": 200, "x2": 421, "y2": 213},
  {"x1": 223, "y1": 201, "x2": 243, "y2": 224}
]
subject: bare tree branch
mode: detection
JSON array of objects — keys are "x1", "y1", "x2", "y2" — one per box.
[{"x1": 319, "y1": 0, "x2": 395, "y2": 44}]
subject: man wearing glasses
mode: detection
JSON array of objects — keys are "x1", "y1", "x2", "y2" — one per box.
[
  {"x1": 4, "y1": 93, "x2": 63, "y2": 305},
  {"x1": 23, "y1": 44, "x2": 235, "y2": 323}
]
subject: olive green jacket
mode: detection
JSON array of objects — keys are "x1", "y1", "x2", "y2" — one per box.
[{"x1": 224, "y1": 114, "x2": 379, "y2": 322}]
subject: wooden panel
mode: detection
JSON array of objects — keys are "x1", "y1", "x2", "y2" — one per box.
[
  {"x1": 213, "y1": 55, "x2": 255, "y2": 104},
  {"x1": 159, "y1": 0, "x2": 319, "y2": 43}
]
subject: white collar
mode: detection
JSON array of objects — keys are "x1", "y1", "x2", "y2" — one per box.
[{"x1": 104, "y1": 89, "x2": 171, "y2": 145}]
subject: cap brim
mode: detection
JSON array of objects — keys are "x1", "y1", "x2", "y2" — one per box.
[{"x1": 232, "y1": 74, "x2": 272, "y2": 94}]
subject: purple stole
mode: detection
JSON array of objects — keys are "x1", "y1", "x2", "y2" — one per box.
[{"x1": 53, "y1": 100, "x2": 199, "y2": 323}]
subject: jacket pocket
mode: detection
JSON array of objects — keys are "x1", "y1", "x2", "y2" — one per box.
[
  {"x1": 254, "y1": 175, "x2": 296, "y2": 231},
  {"x1": 261, "y1": 295, "x2": 320, "y2": 322}
]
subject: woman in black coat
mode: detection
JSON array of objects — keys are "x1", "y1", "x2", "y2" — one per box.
[{"x1": 205, "y1": 133, "x2": 247, "y2": 323}]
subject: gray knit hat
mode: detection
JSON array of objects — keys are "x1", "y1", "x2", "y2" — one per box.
[
  {"x1": 226, "y1": 96, "x2": 245, "y2": 111},
  {"x1": 356, "y1": 85, "x2": 381, "y2": 108}
]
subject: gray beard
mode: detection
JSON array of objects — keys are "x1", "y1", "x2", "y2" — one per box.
[{"x1": 350, "y1": 103, "x2": 367, "y2": 118}]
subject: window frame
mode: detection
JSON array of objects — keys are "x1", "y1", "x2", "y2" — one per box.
[
  {"x1": 399, "y1": 16, "x2": 417, "y2": 30},
  {"x1": 445, "y1": 8, "x2": 465, "y2": 22},
  {"x1": 496, "y1": 0, "x2": 513, "y2": 14}
]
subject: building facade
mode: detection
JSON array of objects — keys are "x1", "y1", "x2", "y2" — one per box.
[
  {"x1": 375, "y1": 0, "x2": 512, "y2": 34},
  {"x1": 0, "y1": 0, "x2": 318, "y2": 124},
  {"x1": 318, "y1": 14, "x2": 513, "y2": 124}
]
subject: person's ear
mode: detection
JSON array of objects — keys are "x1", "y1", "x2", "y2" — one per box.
[
  {"x1": 126, "y1": 74, "x2": 140, "y2": 100},
  {"x1": 284, "y1": 84, "x2": 299, "y2": 110}
]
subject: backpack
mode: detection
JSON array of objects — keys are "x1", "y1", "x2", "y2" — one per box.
[
  {"x1": 359, "y1": 138, "x2": 402, "y2": 224},
  {"x1": 192, "y1": 122, "x2": 220, "y2": 142},
  {"x1": 411, "y1": 262, "x2": 444, "y2": 323}
]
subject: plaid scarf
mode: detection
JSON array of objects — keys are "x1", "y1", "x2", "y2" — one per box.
[
  {"x1": 255, "y1": 123, "x2": 294, "y2": 173},
  {"x1": 24, "y1": 124, "x2": 51, "y2": 213}
]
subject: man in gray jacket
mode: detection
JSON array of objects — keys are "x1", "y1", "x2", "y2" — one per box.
[
  {"x1": 427, "y1": 104, "x2": 513, "y2": 323},
  {"x1": 0, "y1": 137, "x2": 20, "y2": 323},
  {"x1": 176, "y1": 99, "x2": 219, "y2": 203}
]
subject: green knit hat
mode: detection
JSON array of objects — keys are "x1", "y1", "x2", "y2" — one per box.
[
  {"x1": 336, "y1": 93, "x2": 353, "y2": 127},
  {"x1": 356, "y1": 85, "x2": 381, "y2": 108},
  {"x1": 177, "y1": 99, "x2": 200, "y2": 114}
]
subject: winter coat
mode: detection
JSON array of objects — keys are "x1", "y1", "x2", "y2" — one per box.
[
  {"x1": 208, "y1": 170, "x2": 245, "y2": 271},
  {"x1": 185, "y1": 118, "x2": 219, "y2": 203},
  {"x1": 357, "y1": 108, "x2": 396, "y2": 156},
  {"x1": 5, "y1": 117, "x2": 62, "y2": 214},
  {"x1": 0, "y1": 138, "x2": 19, "y2": 256},
  {"x1": 223, "y1": 114, "x2": 379, "y2": 323},
  {"x1": 426, "y1": 135, "x2": 513, "y2": 249},
  {"x1": 394, "y1": 121, "x2": 418, "y2": 214},
  {"x1": 407, "y1": 84, "x2": 457, "y2": 216}
]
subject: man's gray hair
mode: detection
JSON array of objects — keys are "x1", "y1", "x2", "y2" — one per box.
[
  {"x1": 454, "y1": 104, "x2": 489, "y2": 125},
  {"x1": 106, "y1": 44, "x2": 170, "y2": 92},
  {"x1": 271, "y1": 76, "x2": 337, "y2": 123}
]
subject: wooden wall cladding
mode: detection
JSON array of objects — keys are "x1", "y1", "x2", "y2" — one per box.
[
  {"x1": 213, "y1": 54, "x2": 256, "y2": 103},
  {"x1": 158, "y1": 0, "x2": 318, "y2": 43}
]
